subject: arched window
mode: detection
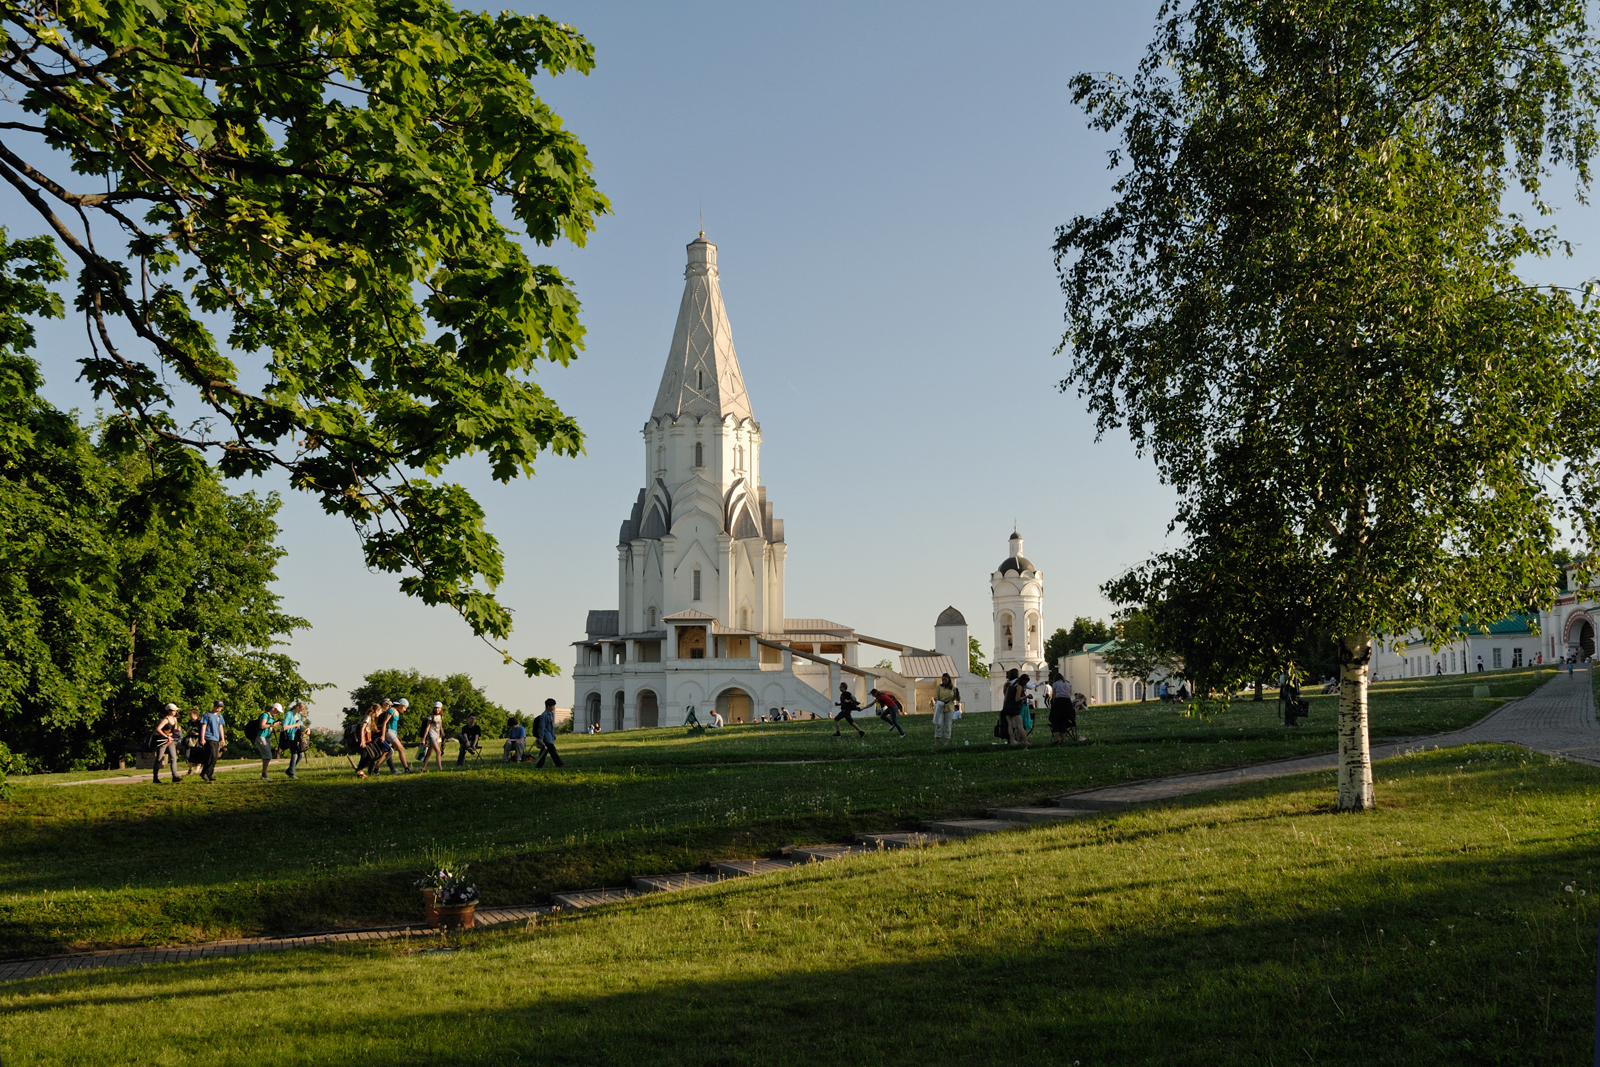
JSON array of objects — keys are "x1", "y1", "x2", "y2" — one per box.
[
  {"x1": 655, "y1": 444, "x2": 665, "y2": 475},
  {"x1": 1115, "y1": 681, "x2": 1124, "y2": 702},
  {"x1": 648, "y1": 606, "x2": 658, "y2": 628},
  {"x1": 692, "y1": 568, "x2": 702, "y2": 601},
  {"x1": 1001, "y1": 613, "x2": 1014, "y2": 651},
  {"x1": 694, "y1": 441, "x2": 704, "y2": 468},
  {"x1": 740, "y1": 606, "x2": 750, "y2": 630},
  {"x1": 1134, "y1": 681, "x2": 1143, "y2": 700},
  {"x1": 697, "y1": 367, "x2": 704, "y2": 390}
]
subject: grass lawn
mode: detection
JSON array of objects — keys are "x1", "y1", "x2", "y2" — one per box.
[
  {"x1": 1, "y1": 744, "x2": 1595, "y2": 1065},
  {"x1": 0, "y1": 667, "x2": 1558, "y2": 957}
]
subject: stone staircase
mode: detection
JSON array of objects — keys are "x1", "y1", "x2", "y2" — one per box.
[{"x1": 548, "y1": 829, "x2": 963, "y2": 910}]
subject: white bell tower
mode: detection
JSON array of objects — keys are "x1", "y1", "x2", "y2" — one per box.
[{"x1": 989, "y1": 529, "x2": 1046, "y2": 707}]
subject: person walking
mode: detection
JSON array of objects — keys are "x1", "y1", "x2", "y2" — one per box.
[
  {"x1": 382, "y1": 698, "x2": 411, "y2": 774},
  {"x1": 281, "y1": 701, "x2": 307, "y2": 779},
  {"x1": 355, "y1": 706, "x2": 383, "y2": 779},
  {"x1": 534, "y1": 698, "x2": 565, "y2": 768},
  {"x1": 152, "y1": 703, "x2": 181, "y2": 783},
  {"x1": 832, "y1": 682, "x2": 866, "y2": 739},
  {"x1": 419, "y1": 701, "x2": 446, "y2": 772},
  {"x1": 1002, "y1": 672, "x2": 1029, "y2": 747},
  {"x1": 253, "y1": 703, "x2": 280, "y2": 780},
  {"x1": 457, "y1": 714, "x2": 482, "y2": 766},
  {"x1": 865, "y1": 689, "x2": 907, "y2": 738},
  {"x1": 199, "y1": 700, "x2": 226, "y2": 782},
  {"x1": 932, "y1": 673, "x2": 959, "y2": 747},
  {"x1": 1048, "y1": 672, "x2": 1074, "y2": 745},
  {"x1": 182, "y1": 708, "x2": 205, "y2": 778}
]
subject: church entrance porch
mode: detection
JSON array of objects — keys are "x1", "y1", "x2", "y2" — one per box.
[
  {"x1": 637, "y1": 690, "x2": 659, "y2": 728},
  {"x1": 716, "y1": 687, "x2": 753, "y2": 724}
]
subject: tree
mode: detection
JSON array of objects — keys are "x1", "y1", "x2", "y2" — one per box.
[
  {"x1": 1097, "y1": 609, "x2": 1178, "y2": 700},
  {"x1": 347, "y1": 669, "x2": 510, "y2": 740},
  {"x1": 0, "y1": 229, "x2": 320, "y2": 769},
  {"x1": 0, "y1": 0, "x2": 608, "y2": 676},
  {"x1": 1045, "y1": 618, "x2": 1112, "y2": 666},
  {"x1": 1057, "y1": 1, "x2": 1600, "y2": 810},
  {"x1": 967, "y1": 637, "x2": 989, "y2": 679}
]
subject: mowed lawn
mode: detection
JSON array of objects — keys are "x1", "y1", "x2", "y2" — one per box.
[
  {"x1": 1, "y1": 745, "x2": 1595, "y2": 1066},
  {"x1": 0, "y1": 668, "x2": 1557, "y2": 957}
]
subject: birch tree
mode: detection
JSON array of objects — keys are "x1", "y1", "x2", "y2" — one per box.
[{"x1": 1056, "y1": 0, "x2": 1600, "y2": 810}]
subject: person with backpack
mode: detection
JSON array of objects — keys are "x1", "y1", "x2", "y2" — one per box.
[
  {"x1": 534, "y1": 698, "x2": 565, "y2": 768},
  {"x1": 865, "y1": 689, "x2": 907, "y2": 738},
  {"x1": 248, "y1": 704, "x2": 280, "y2": 780},
  {"x1": 832, "y1": 682, "x2": 866, "y2": 739},
  {"x1": 281, "y1": 701, "x2": 308, "y2": 779},
  {"x1": 355, "y1": 706, "x2": 384, "y2": 779},
  {"x1": 199, "y1": 701, "x2": 226, "y2": 781},
  {"x1": 151, "y1": 704, "x2": 181, "y2": 783},
  {"x1": 1000, "y1": 671, "x2": 1029, "y2": 747}
]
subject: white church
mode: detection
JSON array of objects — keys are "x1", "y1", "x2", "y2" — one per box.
[{"x1": 571, "y1": 235, "x2": 1042, "y2": 729}]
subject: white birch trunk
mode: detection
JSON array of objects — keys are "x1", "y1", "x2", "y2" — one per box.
[{"x1": 1336, "y1": 631, "x2": 1375, "y2": 811}]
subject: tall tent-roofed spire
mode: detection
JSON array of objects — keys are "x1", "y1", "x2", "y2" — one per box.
[{"x1": 651, "y1": 234, "x2": 754, "y2": 422}]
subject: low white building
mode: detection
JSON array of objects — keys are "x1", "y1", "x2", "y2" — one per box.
[
  {"x1": 1058, "y1": 640, "x2": 1178, "y2": 705},
  {"x1": 1371, "y1": 569, "x2": 1599, "y2": 680}
]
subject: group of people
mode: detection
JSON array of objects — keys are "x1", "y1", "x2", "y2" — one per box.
[
  {"x1": 997, "y1": 668, "x2": 1086, "y2": 748},
  {"x1": 147, "y1": 699, "x2": 311, "y2": 783},
  {"x1": 350, "y1": 698, "x2": 452, "y2": 778},
  {"x1": 831, "y1": 684, "x2": 909, "y2": 739}
]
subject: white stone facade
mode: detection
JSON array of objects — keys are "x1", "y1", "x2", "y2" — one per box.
[{"x1": 988, "y1": 530, "x2": 1048, "y2": 707}]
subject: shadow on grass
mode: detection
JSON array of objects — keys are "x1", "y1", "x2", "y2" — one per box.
[{"x1": 2, "y1": 831, "x2": 1594, "y2": 1067}]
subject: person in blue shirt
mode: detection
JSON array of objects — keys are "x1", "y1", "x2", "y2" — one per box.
[
  {"x1": 503, "y1": 719, "x2": 527, "y2": 761},
  {"x1": 534, "y1": 698, "x2": 564, "y2": 768},
  {"x1": 281, "y1": 701, "x2": 307, "y2": 779},
  {"x1": 199, "y1": 701, "x2": 226, "y2": 782}
]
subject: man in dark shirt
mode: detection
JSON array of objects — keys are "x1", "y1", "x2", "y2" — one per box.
[{"x1": 457, "y1": 714, "x2": 482, "y2": 765}]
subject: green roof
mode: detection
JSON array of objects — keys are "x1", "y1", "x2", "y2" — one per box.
[
  {"x1": 1460, "y1": 612, "x2": 1537, "y2": 637},
  {"x1": 1062, "y1": 640, "x2": 1119, "y2": 658}
]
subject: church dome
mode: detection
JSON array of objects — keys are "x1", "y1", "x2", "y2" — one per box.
[
  {"x1": 936, "y1": 606, "x2": 966, "y2": 627},
  {"x1": 997, "y1": 556, "x2": 1035, "y2": 575}
]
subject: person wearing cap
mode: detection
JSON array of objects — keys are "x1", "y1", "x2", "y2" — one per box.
[
  {"x1": 281, "y1": 700, "x2": 308, "y2": 779},
  {"x1": 383, "y1": 698, "x2": 411, "y2": 774},
  {"x1": 152, "y1": 703, "x2": 181, "y2": 784},
  {"x1": 255, "y1": 703, "x2": 281, "y2": 779},
  {"x1": 199, "y1": 701, "x2": 226, "y2": 781},
  {"x1": 534, "y1": 698, "x2": 564, "y2": 768},
  {"x1": 419, "y1": 700, "x2": 446, "y2": 772}
]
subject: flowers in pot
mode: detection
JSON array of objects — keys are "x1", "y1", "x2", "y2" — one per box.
[
  {"x1": 415, "y1": 846, "x2": 471, "y2": 927},
  {"x1": 433, "y1": 873, "x2": 480, "y2": 928}
]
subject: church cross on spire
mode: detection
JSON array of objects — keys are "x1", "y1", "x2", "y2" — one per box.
[{"x1": 651, "y1": 234, "x2": 753, "y2": 422}]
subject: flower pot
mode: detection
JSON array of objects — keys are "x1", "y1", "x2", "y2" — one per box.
[
  {"x1": 421, "y1": 888, "x2": 439, "y2": 928},
  {"x1": 435, "y1": 902, "x2": 476, "y2": 929}
]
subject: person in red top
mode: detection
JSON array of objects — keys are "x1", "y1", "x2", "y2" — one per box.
[{"x1": 865, "y1": 689, "x2": 907, "y2": 738}]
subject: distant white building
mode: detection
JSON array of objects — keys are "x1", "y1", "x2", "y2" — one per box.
[
  {"x1": 1371, "y1": 568, "x2": 1598, "y2": 679},
  {"x1": 1058, "y1": 639, "x2": 1179, "y2": 706},
  {"x1": 571, "y1": 235, "x2": 964, "y2": 728},
  {"x1": 988, "y1": 530, "x2": 1048, "y2": 706}
]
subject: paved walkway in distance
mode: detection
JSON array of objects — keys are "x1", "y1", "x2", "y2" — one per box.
[{"x1": 6, "y1": 670, "x2": 1594, "y2": 984}]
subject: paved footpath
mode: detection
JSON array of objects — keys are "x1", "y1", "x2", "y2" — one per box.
[{"x1": 5, "y1": 669, "x2": 1595, "y2": 984}]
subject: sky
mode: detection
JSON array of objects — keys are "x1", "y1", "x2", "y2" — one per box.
[{"x1": 17, "y1": 2, "x2": 1600, "y2": 723}]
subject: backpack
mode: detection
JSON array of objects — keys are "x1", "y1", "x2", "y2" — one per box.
[
  {"x1": 245, "y1": 717, "x2": 262, "y2": 741},
  {"x1": 342, "y1": 722, "x2": 362, "y2": 753},
  {"x1": 880, "y1": 693, "x2": 901, "y2": 713}
]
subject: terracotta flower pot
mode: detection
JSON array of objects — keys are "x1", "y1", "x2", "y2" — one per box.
[
  {"x1": 435, "y1": 902, "x2": 476, "y2": 929},
  {"x1": 421, "y1": 888, "x2": 438, "y2": 928}
]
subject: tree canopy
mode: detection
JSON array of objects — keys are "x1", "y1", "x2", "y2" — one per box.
[
  {"x1": 0, "y1": 0, "x2": 607, "y2": 676},
  {"x1": 1056, "y1": 0, "x2": 1600, "y2": 809},
  {"x1": 0, "y1": 231, "x2": 319, "y2": 771},
  {"x1": 1044, "y1": 618, "x2": 1112, "y2": 667}
]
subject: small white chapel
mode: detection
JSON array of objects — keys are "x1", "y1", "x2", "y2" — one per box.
[{"x1": 570, "y1": 234, "x2": 1007, "y2": 729}]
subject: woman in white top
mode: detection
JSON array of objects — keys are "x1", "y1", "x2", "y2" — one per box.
[{"x1": 420, "y1": 702, "x2": 446, "y2": 772}]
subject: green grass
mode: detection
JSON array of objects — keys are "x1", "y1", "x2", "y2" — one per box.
[
  {"x1": 1, "y1": 745, "x2": 1595, "y2": 1065},
  {"x1": 0, "y1": 667, "x2": 1557, "y2": 957}
]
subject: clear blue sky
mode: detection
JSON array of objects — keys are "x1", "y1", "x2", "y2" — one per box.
[{"x1": 19, "y1": 1, "x2": 1600, "y2": 721}]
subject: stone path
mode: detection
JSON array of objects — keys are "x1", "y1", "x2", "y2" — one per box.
[{"x1": 6, "y1": 669, "x2": 1594, "y2": 984}]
